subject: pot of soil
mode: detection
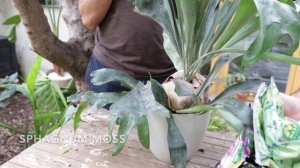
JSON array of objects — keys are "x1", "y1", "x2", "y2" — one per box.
[
  {"x1": 46, "y1": 70, "x2": 72, "y2": 88},
  {"x1": 147, "y1": 112, "x2": 211, "y2": 163}
]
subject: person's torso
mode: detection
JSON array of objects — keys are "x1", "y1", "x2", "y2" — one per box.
[{"x1": 93, "y1": 0, "x2": 175, "y2": 77}]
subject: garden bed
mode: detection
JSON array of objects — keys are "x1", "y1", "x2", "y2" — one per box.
[{"x1": 0, "y1": 93, "x2": 33, "y2": 165}]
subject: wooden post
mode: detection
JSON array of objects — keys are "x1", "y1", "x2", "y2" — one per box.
[
  {"x1": 286, "y1": 44, "x2": 300, "y2": 94},
  {"x1": 208, "y1": 1, "x2": 230, "y2": 96},
  {"x1": 208, "y1": 56, "x2": 229, "y2": 96}
]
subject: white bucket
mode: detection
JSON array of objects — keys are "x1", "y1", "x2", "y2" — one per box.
[
  {"x1": 46, "y1": 70, "x2": 73, "y2": 88},
  {"x1": 147, "y1": 112, "x2": 211, "y2": 163}
]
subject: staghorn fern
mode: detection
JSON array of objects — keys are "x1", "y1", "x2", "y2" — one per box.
[{"x1": 66, "y1": 1, "x2": 300, "y2": 168}]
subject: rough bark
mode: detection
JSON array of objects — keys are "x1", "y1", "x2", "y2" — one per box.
[
  {"x1": 11, "y1": 0, "x2": 94, "y2": 85},
  {"x1": 62, "y1": 0, "x2": 94, "y2": 54}
]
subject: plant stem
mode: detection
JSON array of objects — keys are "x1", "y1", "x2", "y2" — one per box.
[
  {"x1": 23, "y1": 120, "x2": 29, "y2": 148},
  {"x1": 186, "y1": 48, "x2": 245, "y2": 80},
  {"x1": 0, "y1": 120, "x2": 28, "y2": 135},
  {"x1": 202, "y1": 48, "x2": 245, "y2": 61},
  {"x1": 264, "y1": 52, "x2": 300, "y2": 66}
]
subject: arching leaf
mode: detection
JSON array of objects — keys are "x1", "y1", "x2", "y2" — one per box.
[
  {"x1": 211, "y1": 79, "x2": 261, "y2": 104},
  {"x1": 136, "y1": 116, "x2": 150, "y2": 149},
  {"x1": 243, "y1": 0, "x2": 300, "y2": 66},
  {"x1": 167, "y1": 116, "x2": 187, "y2": 168},
  {"x1": 91, "y1": 68, "x2": 138, "y2": 88},
  {"x1": 110, "y1": 82, "x2": 170, "y2": 118}
]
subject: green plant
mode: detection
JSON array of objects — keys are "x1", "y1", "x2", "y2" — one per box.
[
  {"x1": 0, "y1": 73, "x2": 18, "y2": 108},
  {"x1": 0, "y1": 1, "x2": 74, "y2": 147},
  {"x1": 66, "y1": 0, "x2": 300, "y2": 167},
  {"x1": 18, "y1": 56, "x2": 68, "y2": 137},
  {"x1": 0, "y1": 56, "x2": 70, "y2": 144},
  {"x1": 208, "y1": 111, "x2": 233, "y2": 132},
  {"x1": 2, "y1": 15, "x2": 21, "y2": 43}
]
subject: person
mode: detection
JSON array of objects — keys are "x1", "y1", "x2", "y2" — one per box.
[
  {"x1": 282, "y1": 88, "x2": 300, "y2": 121},
  {"x1": 79, "y1": 0, "x2": 176, "y2": 93}
]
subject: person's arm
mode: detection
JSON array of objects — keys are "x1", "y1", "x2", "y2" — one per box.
[
  {"x1": 79, "y1": 0, "x2": 112, "y2": 30},
  {"x1": 282, "y1": 89, "x2": 300, "y2": 121}
]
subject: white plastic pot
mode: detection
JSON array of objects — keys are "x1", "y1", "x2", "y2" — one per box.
[
  {"x1": 46, "y1": 70, "x2": 73, "y2": 88},
  {"x1": 147, "y1": 112, "x2": 211, "y2": 163}
]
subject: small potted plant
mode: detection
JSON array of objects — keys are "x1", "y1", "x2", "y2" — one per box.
[{"x1": 66, "y1": 0, "x2": 300, "y2": 167}]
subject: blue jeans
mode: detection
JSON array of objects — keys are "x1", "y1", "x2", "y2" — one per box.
[{"x1": 85, "y1": 56, "x2": 169, "y2": 93}]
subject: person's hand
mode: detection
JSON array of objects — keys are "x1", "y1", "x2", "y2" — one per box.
[{"x1": 281, "y1": 93, "x2": 300, "y2": 121}]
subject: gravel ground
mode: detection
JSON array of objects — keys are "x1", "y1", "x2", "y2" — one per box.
[{"x1": 0, "y1": 93, "x2": 33, "y2": 165}]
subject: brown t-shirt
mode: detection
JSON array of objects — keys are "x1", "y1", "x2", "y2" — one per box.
[{"x1": 93, "y1": 0, "x2": 176, "y2": 77}]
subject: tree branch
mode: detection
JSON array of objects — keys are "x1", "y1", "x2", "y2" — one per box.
[{"x1": 11, "y1": 0, "x2": 93, "y2": 81}]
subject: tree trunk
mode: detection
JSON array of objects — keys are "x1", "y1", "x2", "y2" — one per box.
[
  {"x1": 11, "y1": 0, "x2": 94, "y2": 87},
  {"x1": 62, "y1": 0, "x2": 94, "y2": 55}
]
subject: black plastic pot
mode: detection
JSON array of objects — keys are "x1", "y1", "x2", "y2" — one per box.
[{"x1": 0, "y1": 36, "x2": 18, "y2": 78}]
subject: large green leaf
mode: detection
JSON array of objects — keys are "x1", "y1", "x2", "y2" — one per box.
[
  {"x1": 197, "y1": 0, "x2": 241, "y2": 53},
  {"x1": 73, "y1": 101, "x2": 88, "y2": 132},
  {"x1": 110, "y1": 82, "x2": 170, "y2": 118},
  {"x1": 67, "y1": 91, "x2": 123, "y2": 111},
  {"x1": 16, "y1": 84, "x2": 31, "y2": 101},
  {"x1": 107, "y1": 81, "x2": 170, "y2": 156},
  {"x1": 136, "y1": 116, "x2": 150, "y2": 149},
  {"x1": 16, "y1": 84, "x2": 35, "y2": 112},
  {"x1": 33, "y1": 76, "x2": 67, "y2": 136},
  {"x1": 264, "y1": 51, "x2": 300, "y2": 65},
  {"x1": 0, "y1": 73, "x2": 18, "y2": 85},
  {"x1": 185, "y1": 0, "x2": 242, "y2": 78},
  {"x1": 83, "y1": 92, "x2": 123, "y2": 111},
  {"x1": 34, "y1": 112, "x2": 61, "y2": 126},
  {"x1": 62, "y1": 105, "x2": 78, "y2": 124},
  {"x1": 0, "y1": 88, "x2": 16, "y2": 102},
  {"x1": 8, "y1": 26, "x2": 17, "y2": 43},
  {"x1": 112, "y1": 114, "x2": 136, "y2": 156},
  {"x1": 173, "y1": 79, "x2": 194, "y2": 97},
  {"x1": 26, "y1": 56, "x2": 42, "y2": 96},
  {"x1": 211, "y1": 79, "x2": 261, "y2": 104},
  {"x1": 2, "y1": 15, "x2": 21, "y2": 25},
  {"x1": 214, "y1": 0, "x2": 259, "y2": 49},
  {"x1": 216, "y1": 97, "x2": 253, "y2": 133},
  {"x1": 220, "y1": 18, "x2": 259, "y2": 50},
  {"x1": 167, "y1": 116, "x2": 187, "y2": 168},
  {"x1": 3, "y1": 15, "x2": 21, "y2": 43},
  {"x1": 35, "y1": 77, "x2": 67, "y2": 113},
  {"x1": 218, "y1": 109, "x2": 244, "y2": 132},
  {"x1": 67, "y1": 92, "x2": 85, "y2": 103},
  {"x1": 108, "y1": 116, "x2": 119, "y2": 144},
  {"x1": 243, "y1": 0, "x2": 300, "y2": 66},
  {"x1": 91, "y1": 68, "x2": 138, "y2": 89},
  {"x1": 220, "y1": 98, "x2": 253, "y2": 127},
  {"x1": 150, "y1": 79, "x2": 169, "y2": 108},
  {"x1": 34, "y1": 111, "x2": 62, "y2": 137},
  {"x1": 0, "y1": 73, "x2": 18, "y2": 106}
]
